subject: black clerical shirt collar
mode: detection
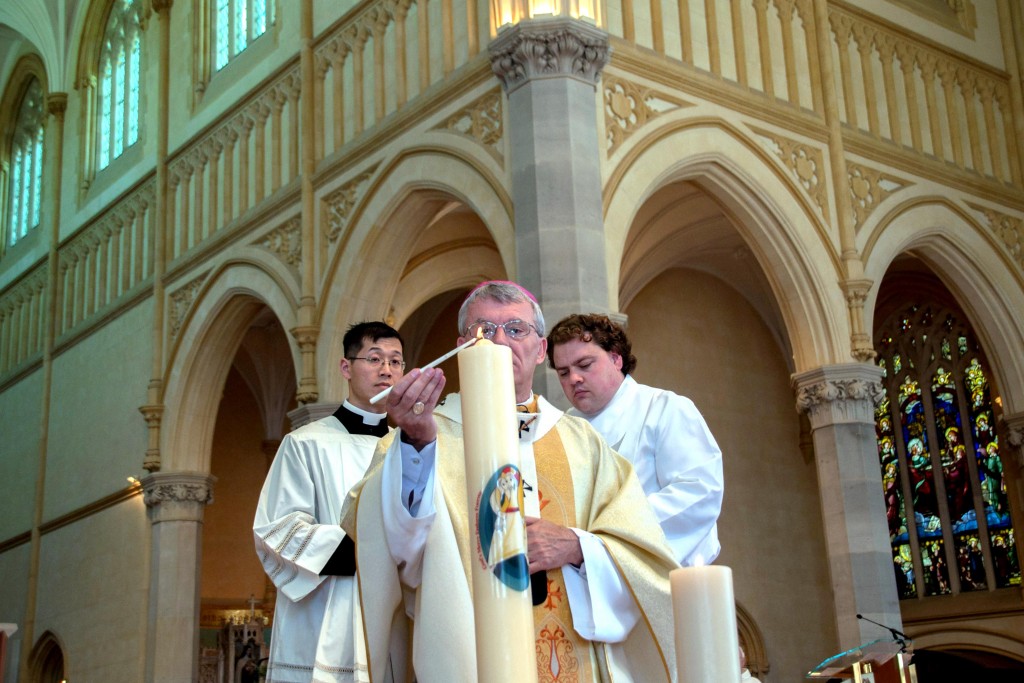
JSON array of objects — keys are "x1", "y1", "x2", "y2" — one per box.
[{"x1": 332, "y1": 400, "x2": 388, "y2": 438}]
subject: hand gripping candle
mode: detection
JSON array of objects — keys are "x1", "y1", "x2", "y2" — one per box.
[{"x1": 458, "y1": 338, "x2": 538, "y2": 683}]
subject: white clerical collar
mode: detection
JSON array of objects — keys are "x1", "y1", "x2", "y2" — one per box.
[{"x1": 343, "y1": 399, "x2": 387, "y2": 425}]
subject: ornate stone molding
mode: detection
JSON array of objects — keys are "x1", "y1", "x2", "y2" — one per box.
[
  {"x1": 323, "y1": 165, "x2": 379, "y2": 244},
  {"x1": 489, "y1": 17, "x2": 610, "y2": 93},
  {"x1": 46, "y1": 92, "x2": 68, "y2": 119},
  {"x1": 291, "y1": 325, "x2": 320, "y2": 404},
  {"x1": 792, "y1": 364, "x2": 884, "y2": 429},
  {"x1": 168, "y1": 272, "x2": 209, "y2": 339},
  {"x1": 139, "y1": 403, "x2": 165, "y2": 472},
  {"x1": 966, "y1": 203, "x2": 1023, "y2": 273},
  {"x1": 142, "y1": 472, "x2": 215, "y2": 523},
  {"x1": 848, "y1": 163, "x2": 910, "y2": 231},
  {"x1": 840, "y1": 277, "x2": 877, "y2": 362},
  {"x1": 434, "y1": 90, "x2": 504, "y2": 161},
  {"x1": 754, "y1": 128, "x2": 828, "y2": 221},
  {"x1": 256, "y1": 216, "x2": 302, "y2": 269},
  {"x1": 605, "y1": 76, "x2": 691, "y2": 156}
]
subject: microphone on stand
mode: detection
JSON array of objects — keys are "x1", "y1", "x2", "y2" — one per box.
[{"x1": 856, "y1": 613, "x2": 910, "y2": 653}]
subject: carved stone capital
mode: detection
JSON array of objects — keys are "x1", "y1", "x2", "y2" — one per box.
[
  {"x1": 840, "y1": 278, "x2": 873, "y2": 308},
  {"x1": 489, "y1": 16, "x2": 610, "y2": 93},
  {"x1": 46, "y1": 93, "x2": 68, "y2": 119},
  {"x1": 792, "y1": 364, "x2": 884, "y2": 430},
  {"x1": 290, "y1": 325, "x2": 320, "y2": 350},
  {"x1": 139, "y1": 403, "x2": 165, "y2": 426},
  {"x1": 142, "y1": 471, "x2": 216, "y2": 523}
]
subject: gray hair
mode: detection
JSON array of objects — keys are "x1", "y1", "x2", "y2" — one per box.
[{"x1": 457, "y1": 281, "x2": 546, "y2": 336}]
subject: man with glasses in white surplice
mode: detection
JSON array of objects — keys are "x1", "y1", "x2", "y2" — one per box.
[{"x1": 255, "y1": 321, "x2": 405, "y2": 683}]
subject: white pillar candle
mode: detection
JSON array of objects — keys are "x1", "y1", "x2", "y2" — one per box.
[
  {"x1": 459, "y1": 338, "x2": 538, "y2": 683},
  {"x1": 671, "y1": 564, "x2": 741, "y2": 683}
]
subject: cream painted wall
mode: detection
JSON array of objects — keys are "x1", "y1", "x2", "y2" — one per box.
[
  {"x1": 35, "y1": 498, "x2": 150, "y2": 683},
  {"x1": 45, "y1": 301, "x2": 153, "y2": 519},
  {"x1": 0, "y1": 373, "x2": 43, "y2": 538},
  {"x1": 202, "y1": 366, "x2": 276, "y2": 602},
  {"x1": 857, "y1": 0, "x2": 1006, "y2": 68},
  {"x1": 627, "y1": 268, "x2": 837, "y2": 682}
]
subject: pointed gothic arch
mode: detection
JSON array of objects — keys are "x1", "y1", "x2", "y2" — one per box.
[
  {"x1": 27, "y1": 631, "x2": 65, "y2": 683},
  {"x1": 0, "y1": 54, "x2": 49, "y2": 255},
  {"x1": 317, "y1": 147, "x2": 513, "y2": 398},
  {"x1": 161, "y1": 259, "x2": 300, "y2": 473},
  {"x1": 861, "y1": 199, "x2": 1024, "y2": 414},
  {"x1": 604, "y1": 122, "x2": 848, "y2": 373}
]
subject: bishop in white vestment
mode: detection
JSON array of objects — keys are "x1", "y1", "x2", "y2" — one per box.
[{"x1": 341, "y1": 282, "x2": 681, "y2": 683}]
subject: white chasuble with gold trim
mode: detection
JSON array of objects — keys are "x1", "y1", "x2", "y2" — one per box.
[{"x1": 345, "y1": 394, "x2": 680, "y2": 683}]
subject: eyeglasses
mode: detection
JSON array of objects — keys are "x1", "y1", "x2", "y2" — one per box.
[
  {"x1": 348, "y1": 355, "x2": 406, "y2": 371},
  {"x1": 466, "y1": 320, "x2": 537, "y2": 340}
]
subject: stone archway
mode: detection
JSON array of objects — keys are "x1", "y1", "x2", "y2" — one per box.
[
  {"x1": 148, "y1": 260, "x2": 301, "y2": 683},
  {"x1": 27, "y1": 631, "x2": 64, "y2": 683}
]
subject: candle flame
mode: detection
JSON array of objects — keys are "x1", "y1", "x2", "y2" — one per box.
[
  {"x1": 692, "y1": 554, "x2": 706, "y2": 567},
  {"x1": 476, "y1": 327, "x2": 485, "y2": 340}
]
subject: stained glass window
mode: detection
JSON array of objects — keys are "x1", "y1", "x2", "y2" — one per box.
[
  {"x1": 6, "y1": 77, "x2": 45, "y2": 247},
  {"x1": 97, "y1": 0, "x2": 144, "y2": 171},
  {"x1": 214, "y1": 0, "x2": 272, "y2": 72},
  {"x1": 875, "y1": 303, "x2": 1020, "y2": 598}
]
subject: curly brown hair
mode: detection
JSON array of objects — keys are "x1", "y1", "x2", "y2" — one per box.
[{"x1": 546, "y1": 313, "x2": 636, "y2": 376}]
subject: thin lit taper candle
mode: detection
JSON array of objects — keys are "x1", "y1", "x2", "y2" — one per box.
[{"x1": 368, "y1": 336, "x2": 480, "y2": 404}]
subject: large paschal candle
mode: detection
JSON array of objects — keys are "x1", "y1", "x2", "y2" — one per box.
[
  {"x1": 671, "y1": 563, "x2": 741, "y2": 682},
  {"x1": 459, "y1": 338, "x2": 538, "y2": 683}
]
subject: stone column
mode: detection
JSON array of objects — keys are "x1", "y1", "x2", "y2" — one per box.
[
  {"x1": 489, "y1": 17, "x2": 611, "y2": 399},
  {"x1": 792, "y1": 363, "x2": 903, "y2": 650},
  {"x1": 142, "y1": 471, "x2": 215, "y2": 683}
]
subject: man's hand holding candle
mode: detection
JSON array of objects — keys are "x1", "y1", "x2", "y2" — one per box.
[
  {"x1": 525, "y1": 516, "x2": 584, "y2": 572},
  {"x1": 386, "y1": 367, "x2": 446, "y2": 451}
]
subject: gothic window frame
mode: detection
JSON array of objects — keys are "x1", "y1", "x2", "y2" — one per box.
[
  {"x1": 874, "y1": 285, "x2": 1020, "y2": 602},
  {"x1": 191, "y1": 0, "x2": 277, "y2": 108},
  {"x1": 74, "y1": 0, "x2": 149, "y2": 197},
  {"x1": 0, "y1": 55, "x2": 49, "y2": 258}
]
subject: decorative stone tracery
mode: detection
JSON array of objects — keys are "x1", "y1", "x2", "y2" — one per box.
[
  {"x1": 847, "y1": 163, "x2": 910, "y2": 231},
  {"x1": 604, "y1": 76, "x2": 691, "y2": 156},
  {"x1": 435, "y1": 90, "x2": 504, "y2": 160},
  {"x1": 754, "y1": 129, "x2": 829, "y2": 221},
  {"x1": 169, "y1": 272, "x2": 209, "y2": 339}
]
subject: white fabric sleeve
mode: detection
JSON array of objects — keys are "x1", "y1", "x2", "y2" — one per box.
[
  {"x1": 560, "y1": 529, "x2": 640, "y2": 643},
  {"x1": 253, "y1": 436, "x2": 344, "y2": 602},
  {"x1": 649, "y1": 396, "x2": 724, "y2": 565},
  {"x1": 381, "y1": 435, "x2": 438, "y2": 588}
]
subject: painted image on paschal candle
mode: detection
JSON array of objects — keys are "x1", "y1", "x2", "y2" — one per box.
[{"x1": 478, "y1": 463, "x2": 530, "y2": 591}]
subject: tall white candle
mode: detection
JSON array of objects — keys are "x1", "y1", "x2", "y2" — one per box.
[
  {"x1": 459, "y1": 338, "x2": 538, "y2": 683},
  {"x1": 671, "y1": 564, "x2": 741, "y2": 683}
]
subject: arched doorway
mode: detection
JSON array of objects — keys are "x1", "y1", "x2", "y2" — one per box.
[{"x1": 28, "y1": 632, "x2": 64, "y2": 683}]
